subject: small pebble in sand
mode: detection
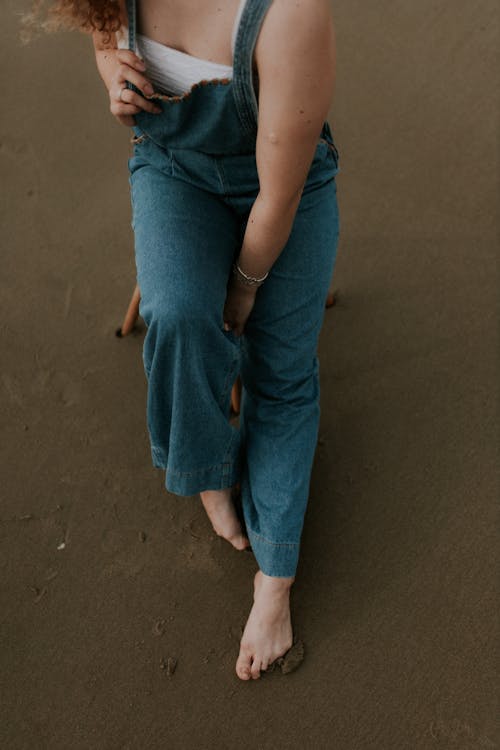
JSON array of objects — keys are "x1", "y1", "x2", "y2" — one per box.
[
  {"x1": 31, "y1": 585, "x2": 47, "y2": 603},
  {"x1": 160, "y1": 657, "x2": 177, "y2": 675},
  {"x1": 139, "y1": 531, "x2": 147, "y2": 542},
  {"x1": 153, "y1": 619, "x2": 166, "y2": 637}
]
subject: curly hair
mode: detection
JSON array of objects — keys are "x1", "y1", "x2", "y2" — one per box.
[{"x1": 21, "y1": 0, "x2": 123, "y2": 43}]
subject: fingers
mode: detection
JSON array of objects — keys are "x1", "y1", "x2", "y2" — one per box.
[
  {"x1": 110, "y1": 98, "x2": 140, "y2": 116},
  {"x1": 116, "y1": 49, "x2": 148, "y2": 72},
  {"x1": 109, "y1": 54, "x2": 162, "y2": 122},
  {"x1": 223, "y1": 320, "x2": 244, "y2": 337},
  {"x1": 223, "y1": 281, "x2": 257, "y2": 337},
  {"x1": 109, "y1": 100, "x2": 145, "y2": 124},
  {"x1": 223, "y1": 307, "x2": 245, "y2": 337},
  {"x1": 115, "y1": 64, "x2": 154, "y2": 97},
  {"x1": 111, "y1": 85, "x2": 161, "y2": 115}
]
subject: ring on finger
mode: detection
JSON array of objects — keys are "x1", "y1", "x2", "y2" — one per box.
[{"x1": 118, "y1": 86, "x2": 127, "y2": 102}]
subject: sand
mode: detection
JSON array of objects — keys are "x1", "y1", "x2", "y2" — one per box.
[{"x1": 1, "y1": 0, "x2": 498, "y2": 748}]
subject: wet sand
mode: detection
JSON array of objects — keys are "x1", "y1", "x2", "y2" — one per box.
[{"x1": 1, "y1": 0, "x2": 498, "y2": 747}]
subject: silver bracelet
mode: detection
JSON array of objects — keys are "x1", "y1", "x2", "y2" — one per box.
[{"x1": 232, "y1": 261, "x2": 269, "y2": 287}]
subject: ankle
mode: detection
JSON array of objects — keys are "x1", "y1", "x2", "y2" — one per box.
[
  {"x1": 200, "y1": 487, "x2": 231, "y2": 502},
  {"x1": 257, "y1": 571, "x2": 295, "y2": 594}
]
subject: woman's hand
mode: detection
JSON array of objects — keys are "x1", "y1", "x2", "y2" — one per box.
[
  {"x1": 94, "y1": 46, "x2": 162, "y2": 127},
  {"x1": 223, "y1": 276, "x2": 259, "y2": 337}
]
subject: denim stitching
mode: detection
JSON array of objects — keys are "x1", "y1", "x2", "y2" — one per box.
[
  {"x1": 247, "y1": 529, "x2": 300, "y2": 548},
  {"x1": 162, "y1": 429, "x2": 239, "y2": 478},
  {"x1": 215, "y1": 157, "x2": 229, "y2": 196},
  {"x1": 232, "y1": 0, "x2": 273, "y2": 136},
  {"x1": 221, "y1": 425, "x2": 239, "y2": 472},
  {"x1": 163, "y1": 466, "x2": 215, "y2": 476},
  {"x1": 126, "y1": 0, "x2": 136, "y2": 51},
  {"x1": 147, "y1": 78, "x2": 231, "y2": 103},
  {"x1": 166, "y1": 459, "x2": 236, "y2": 477}
]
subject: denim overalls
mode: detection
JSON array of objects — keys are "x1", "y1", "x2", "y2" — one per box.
[{"x1": 126, "y1": 0, "x2": 341, "y2": 577}]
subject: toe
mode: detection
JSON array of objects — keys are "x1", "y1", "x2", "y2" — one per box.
[
  {"x1": 236, "y1": 648, "x2": 252, "y2": 681},
  {"x1": 230, "y1": 533, "x2": 250, "y2": 551},
  {"x1": 250, "y1": 657, "x2": 262, "y2": 680},
  {"x1": 237, "y1": 534, "x2": 251, "y2": 551}
]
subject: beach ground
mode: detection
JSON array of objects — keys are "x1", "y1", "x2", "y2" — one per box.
[{"x1": 1, "y1": 1, "x2": 498, "y2": 748}]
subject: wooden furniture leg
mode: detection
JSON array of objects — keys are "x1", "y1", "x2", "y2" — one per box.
[
  {"x1": 325, "y1": 289, "x2": 337, "y2": 308},
  {"x1": 231, "y1": 375, "x2": 242, "y2": 416},
  {"x1": 116, "y1": 283, "x2": 141, "y2": 337}
]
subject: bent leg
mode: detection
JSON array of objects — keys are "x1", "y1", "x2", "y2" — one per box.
[
  {"x1": 240, "y1": 178, "x2": 340, "y2": 576},
  {"x1": 129, "y1": 161, "x2": 242, "y2": 495}
]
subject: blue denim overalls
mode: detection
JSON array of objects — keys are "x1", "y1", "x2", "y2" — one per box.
[{"x1": 126, "y1": 0, "x2": 341, "y2": 577}]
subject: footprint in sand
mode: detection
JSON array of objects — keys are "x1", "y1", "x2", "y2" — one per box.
[
  {"x1": 60, "y1": 380, "x2": 82, "y2": 406},
  {"x1": 0, "y1": 134, "x2": 41, "y2": 201},
  {"x1": 179, "y1": 517, "x2": 226, "y2": 579},
  {"x1": 1, "y1": 373, "x2": 25, "y2": 407}
]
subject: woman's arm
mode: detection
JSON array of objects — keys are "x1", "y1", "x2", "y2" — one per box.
[{"x1": 237, "y1": 0, "x2": 336, "y2": 278}]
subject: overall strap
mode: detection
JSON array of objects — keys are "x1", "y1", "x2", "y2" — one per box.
[
  {"x1": 125, "y1": 0, "x2": 137, "y2": 52},
  {"x1": 124, "y1": 0, "x2": 139, "y2": 96},
  {"x1": 232, "y1": 0, "x2": 273, "y2": 136}
]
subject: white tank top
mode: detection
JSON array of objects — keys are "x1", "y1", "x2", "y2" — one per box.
[{"x1": 117, "y1": 0, "x2": 248, "y2": 96}]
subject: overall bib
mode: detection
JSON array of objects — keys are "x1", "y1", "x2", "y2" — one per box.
[{"x1": 126, "y1": 0, "x2": 341, "y2": 577}]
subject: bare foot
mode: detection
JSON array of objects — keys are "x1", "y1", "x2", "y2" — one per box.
[
  {"x1": 199, "y1": 488, "x2": 250, "y2": 551},
  {"x1": 236, "y1": 570, "x2": 294, "y2": 680}
]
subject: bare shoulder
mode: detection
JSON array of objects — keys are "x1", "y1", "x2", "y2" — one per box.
[{"x1": 255, "y1": 0, "x2": 335, "y2": 72}]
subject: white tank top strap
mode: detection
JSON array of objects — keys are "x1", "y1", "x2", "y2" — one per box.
[{"x1": 117, "y1": 0, "x2": 249, "y2": 96}]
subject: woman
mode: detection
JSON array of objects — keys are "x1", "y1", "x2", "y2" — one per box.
[{"x1": 29, "y1": 0, "x2": 340, "y2": 681}]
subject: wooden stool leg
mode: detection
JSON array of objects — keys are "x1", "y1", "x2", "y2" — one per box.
[
  {"x1": 117, "y1": 283, "x2": 141, "y2": 337},
  {"x1": 231, "y1": 376, "x2": 242, "y2": 416},
  {"x1": 325, "y1": 288, "x2": 337, "y2": 308}
]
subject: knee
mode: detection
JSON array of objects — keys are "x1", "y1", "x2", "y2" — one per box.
[
  {"x1": 140, "y1": 288, "x2": 208, "y2": 336},
  {"x1": 141, "y1": 298, "x2": 208, "y2": 378},
  {"x1": 140, "y1": 291, "x2": 236, "y2": 383}
]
